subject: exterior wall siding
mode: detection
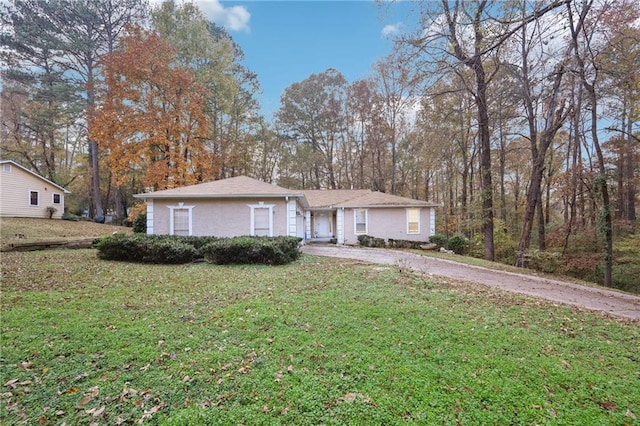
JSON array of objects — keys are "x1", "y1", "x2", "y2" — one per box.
[
  {"x1": 342, "y1": 207, "x2": 433, "y2": 245},
  {"x1": 287, "y1": 200, "x2": 297, "y2": 237},
  {"x1": 146, "y1": 200, "x2": 154, "y2": 234},
  {"x1": 149, "y1": 198, "x2": 291, "y2": 237},
  {"x1": 0, "y1": 165, "x2": 65, "y2": 218}
]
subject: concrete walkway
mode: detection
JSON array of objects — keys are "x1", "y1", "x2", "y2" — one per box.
[{"x1": 302, "y1": 245, "x2": 640, "y2": 321}]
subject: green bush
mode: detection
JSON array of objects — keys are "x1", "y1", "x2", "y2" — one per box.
[
  {"x1": 468, "y1": 234, "x2": 484, "y2": 258},
  {"x1": 175, "y1": 235, "x2": 220, "y2": 251},
  {"x1": 62, "y1": 211, "x2": 80, "y2": 221},
  {"x1": 524, "y1": 249, "x2": 561, "y2": 273},
  {"x1": 493, "y1": 221, "x2": 517, "y2": 264},
  {"x1": 469, "y1": 221, "x2": 517, "y2": 263},
  {"x1": 429, "y1": 234, "x2": 448, "y2": 249},
  {"x1": 447, "y1": 234, "x2": 469, "y2": 255},
  {"x1": 612, "y1": 264, "x2": 640, "y2": 293},
  {"x1": 132, "y1": 212, "x2": 147, "y2": 233},
  {"x1": 95, "y1": 234, "x2": 200, "y2": 264},
  {"x1": 96, "y1": 234, "x2": 301, "y2": 265},
  {"x1": 201, "y1": 236, "x2": 302, "y2": 265},
  {"x1": 357, "y1": 235, "x2": 385, "y2": 248},
  {"x1": 387, "y1": 239, "x2": 427, "y2": 249}
]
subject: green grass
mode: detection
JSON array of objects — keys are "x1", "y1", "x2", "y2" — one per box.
[
  {"x1": 0, "y1": 217, "x2": 131, "y2": 243},
  {"x1": 1, "y1": 250, "x2": 639, "y2": 425}
]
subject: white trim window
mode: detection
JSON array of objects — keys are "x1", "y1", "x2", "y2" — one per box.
[
  {"x1": 248, "y1": 202, "x2": 274, "y2": 237},
  {"x1": 354, "y1": 209, "x2": 368, "y2": 235},
  {"x1": 52, "y1": 193, "x2": 62, "y2": 205},
  {"x1": 406, "y1": 208, "x2": 420, "y2": 234},
  {"x1": 3, "y1": 164, "x2": 11, "y2": 172},
  {"x1": 29, "y1": 190, "x2": 39, "y2": 206},
  {"x1": 167, "y1": 203, "x2": 195, "y2": 236}
]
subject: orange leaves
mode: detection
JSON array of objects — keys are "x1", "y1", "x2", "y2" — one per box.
[{"x1": 90, "y1": 26, "x2": 217, "y2": 191}]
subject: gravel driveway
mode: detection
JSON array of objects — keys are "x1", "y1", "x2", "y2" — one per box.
[{"x1": 302, "y1": 245, "x2": 640, "y2": 321}]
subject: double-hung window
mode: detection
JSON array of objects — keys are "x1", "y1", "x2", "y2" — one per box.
[
  {"x1": 29, "y1": 191, "x2": 39, "y2": 206},
  {"x1": 407, "y1": 208, "x2": 420, "y2": 234},
  {"x1": 354, "y1": 209, "x2": 368, "y2": 235},
  {"x1": 168, "y1": 203, "x2": 194, "y2": 236},
  {"x1": 52, "y1": 193, "x2": 61, "y2": 205}
]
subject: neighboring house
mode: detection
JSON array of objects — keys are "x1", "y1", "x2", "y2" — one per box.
[
  {"x1": 134, "y1": 175, "x2": 438, "y2": 245},
  {"x1": 0, "y1": 160, "x2": 71, "y2": 219}
]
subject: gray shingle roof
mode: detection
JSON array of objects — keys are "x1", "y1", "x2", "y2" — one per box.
[
  {"x1": 134, "y1": 176, "x2": 303, "y2": 199},
  {"x1": 135, "y1": 175, "x2": 438, "y2": 208}
]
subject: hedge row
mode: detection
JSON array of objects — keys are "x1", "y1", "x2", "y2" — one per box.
[
  {"x1": 203, "y1": 236, "x2": 302, "y2": 265},
  {"x1": 358, "y1": 234, "x2": 429, "y2": 250},
  {"x1": 95, "y1": 233, "x2": 302, "y2": 265},
  {"x1": 357, "y1": 234, "x2": 470, "y2": 254}
]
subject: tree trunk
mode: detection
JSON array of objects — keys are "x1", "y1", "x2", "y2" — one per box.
[
  {"x1": 516, "y1": 69, "x2": 566, "y2": 266},
  {"x1": 475, "y1": 59, "x2": 495, "y2": 261},
  {"x1": 537, "y1": 194, "x2": 545, "y2": 250},
  {"x1": 87, "y1": 67, "x2": 103, "y2": 219},
  {"x1": 626, "y1": 107, "x2": 636, "y2": 224}
]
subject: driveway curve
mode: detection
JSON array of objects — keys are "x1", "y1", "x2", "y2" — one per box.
[{"x1": 302, "y1": 245, "x2": 640, "y2": 321}]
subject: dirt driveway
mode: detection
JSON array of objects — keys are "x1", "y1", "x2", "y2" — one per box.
[{"x1": 302, "y1": 245, "x2": 640, "y2": 321}]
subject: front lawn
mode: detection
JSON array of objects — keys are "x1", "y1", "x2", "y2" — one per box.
[{"x1": 1, "y1": 249, "x2": 638, "y2": 424}]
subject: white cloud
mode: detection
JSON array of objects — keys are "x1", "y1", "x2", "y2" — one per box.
[
  {"x1": 382, "y1": 23, "x2": 402, "y2": 38},
  {"x1": 199, "y1": 1, "x2": 250, "y2": 32},
  {"x1": 149, "y1": 0, "x2": 251, "y2": 32}
]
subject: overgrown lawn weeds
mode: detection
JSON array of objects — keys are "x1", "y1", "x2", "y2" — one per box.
[{"x1": 1, "y1": 250, "x2": 638, "y2": 425}]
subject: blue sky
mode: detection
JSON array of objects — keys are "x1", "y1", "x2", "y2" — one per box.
[{"x1": 202, "y1": 0, "x2": 415, "y2": 119}]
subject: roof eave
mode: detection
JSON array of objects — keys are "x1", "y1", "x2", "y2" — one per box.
[
  {"x1": 133, "y1": 193, "x2": 307, "y2": 200},
  {"x1": 338, "y1": 203, "x2": 439, "y2": 208}
]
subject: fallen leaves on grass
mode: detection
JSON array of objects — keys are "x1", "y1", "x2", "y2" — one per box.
[{"x1": 339, "y1": 392, "x2": 375, "y2": 405}]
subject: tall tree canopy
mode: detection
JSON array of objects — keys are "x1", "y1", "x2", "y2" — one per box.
[{"x1": 90, "y1": 27, "x2": 214, "y2": 191}]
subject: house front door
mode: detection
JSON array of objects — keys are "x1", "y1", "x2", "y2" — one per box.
[{"x1": 314, "y1": 213, "x2": 332, "y2": 238}]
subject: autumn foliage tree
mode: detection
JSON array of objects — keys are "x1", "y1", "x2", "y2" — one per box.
[{"x1": 91, "y1": 26, "x2": 216, "y2": 192}]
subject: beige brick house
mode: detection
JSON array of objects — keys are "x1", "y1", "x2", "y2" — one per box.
[{"x1": 134, "y1": 176, "x2": 438, "y2": 245}]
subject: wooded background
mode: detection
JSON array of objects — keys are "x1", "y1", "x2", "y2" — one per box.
[{"x1": 1, "y1": 0, "x2": 638, "y2": 289}]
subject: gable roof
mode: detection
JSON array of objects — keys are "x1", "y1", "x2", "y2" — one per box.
[
  {"x1": 134, "y1": 175, "x2": 438, "y2": 209},
  {"x1": 134, "y1": 175, "x2": 306, "y2": 202},
  {"x1": 302, "y1": 189, "x2": 370, "y2": 209},
  {"x1": 0, "y1": 160, "x2": 71, "y2": 194},
  {"x1": 334, "y1": 191, "x2": 438, "y2": 208},
  {"x1": 303, "y1": 189, "x2": 438, "y2": 209}
]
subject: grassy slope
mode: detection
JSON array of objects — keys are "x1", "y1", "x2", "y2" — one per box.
[
  {"x1": 1, "y1": 249, "x2": 638, "y2": 425},
  {"x1": 0, "y1": 217, "x2": 131, "y2": 243}
]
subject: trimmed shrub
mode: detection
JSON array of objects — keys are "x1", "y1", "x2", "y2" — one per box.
[
  {"x1": 96, "y1": 234, "x2": 300, "y2": 265},
  {"x1": 447, "y1": 234, "x2": 469, "y2": 255},
  {"x1": 357, "y1": 235, "x2": 385, "y2": 248},
  {"x1": 132, "y1": 212, "x2": 147, "y2": 233},
  {"x1": 143, "y1": 238, "x2": 199, "y2": 264},
  {"x1": 387, "y1": 239, "x2": 427, "y2": 249},
  {"x1": 429, "y1": 234, "x2": 448, "y2": 249},
  {"x1": 201, "y1": 236, "x2": 302, "y2": 265},
  {"x1": 95, "y1": 233, "x2": 199, "y2": 264},
  {"x1": 176, "y1": 235, "x2": 220, "y2": 251}
]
